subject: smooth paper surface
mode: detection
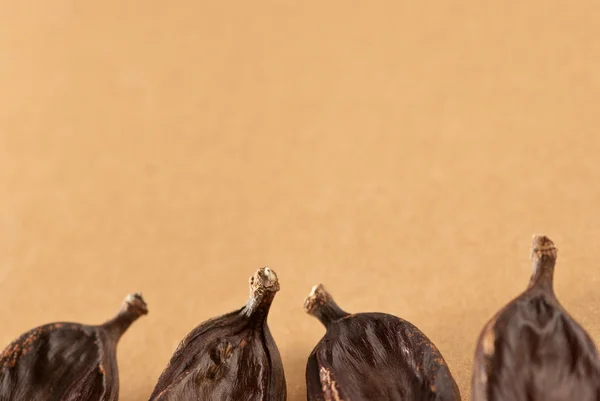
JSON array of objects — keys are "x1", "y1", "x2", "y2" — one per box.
[{"x1": 1, "y1": 2, "x2": 599, "y2": 400}]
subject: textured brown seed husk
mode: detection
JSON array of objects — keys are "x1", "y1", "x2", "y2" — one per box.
[
  {"x1": 471, "y1": 235, "x2": 600, "y2": 401},
  {"x1": 148, "y1": 266, "x2": 286, "y2": 401},
  {"x1": 305, "y1": 284, "x2": 461, "y2": 401},
  {"x1": 0, "y1": 293, "x2": 148, "y2": 401}
]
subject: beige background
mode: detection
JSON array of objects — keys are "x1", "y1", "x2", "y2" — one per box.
[{"x1": 1, "y1": 1, "x2": 600, "y2": 400}]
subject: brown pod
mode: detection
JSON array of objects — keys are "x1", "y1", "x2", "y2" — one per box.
[
  {"x1": 305, "y1": 285, "x2": 461, "y2": 401},
  {"x1": 472, "y1": 235, "x2": 600, "y2": 401},
  {"x1": 149, "y1": 267, "x2": 286, "y2": 401},
  {"x1": 0, "y1": 293, "x2": 148, "y2": 401}
]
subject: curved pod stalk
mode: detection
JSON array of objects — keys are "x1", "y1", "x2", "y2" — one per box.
[
  {"x1": 0, "y1": 293, "x2": 148, "y2": 401},
  {"x1": 472, "y1": 235, "x2": 600, "y2": 401},
  {"x1": 305, "y1": 285, "x2": 461, "y2": 401},
  {"x1": 149, "y1": 267, "x2": 286, "y2": 401}
]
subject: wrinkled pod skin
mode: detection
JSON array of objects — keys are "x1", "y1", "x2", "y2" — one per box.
[
  {"x1": 0, "y1": 293, "x2": 148, "y2": 401},
  {"x1": 149, "y1": 267, "x2": 286, "y2": 401},
  {"x1": 304, "y1": 285, "x2": 461, "y2": 401},
  {"x1": 472, "y1": 235, "x2": 600, "y2": 401}
]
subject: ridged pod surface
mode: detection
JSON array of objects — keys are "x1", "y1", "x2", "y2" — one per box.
[
  {"x1": 0, "y1": 293, "x2": 148, "y2": 401},
  {"x1": 472, "y1": 235, "x2": 600, "y2": 401},
  {"x1": 149, "y1": 267, "x2": 286, "y2": 401},
  {"x1": 305, "y1": 285, "x2": 461, "y2": 401}
]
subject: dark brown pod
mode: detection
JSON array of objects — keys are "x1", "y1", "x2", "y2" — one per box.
[
  {"x1": 305, "y1": 285, "x2": 461, "y2": 401},
  {"x1": 0, "y1": 293, "x2": 148, "y2": 401},
  {"x1": 149, "y1": 266, "x2": 286, "y2": 401},
  {"x1": 471, "y1": 235, "x2": 600, "y2": 401}
]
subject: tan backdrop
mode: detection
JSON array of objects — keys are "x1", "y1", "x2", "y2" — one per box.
[{"x1": 1, "y1": 2, "x2": 599, "y2": 400}]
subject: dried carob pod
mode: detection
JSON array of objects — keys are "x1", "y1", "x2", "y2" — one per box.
[
  {"x1": 305, "y1": 285, "x2": 461, "y2": 401},
  {"x1": 472, "y1": 235, "x2": 600, "y2": 401},
  {"x1": 0, "y1": 293, "x2": 148, "y2": 401},
  {"x1": 149, "y1": 266, "x2": 286, "y2": 401}
]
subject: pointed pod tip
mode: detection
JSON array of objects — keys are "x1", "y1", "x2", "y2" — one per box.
[
  {"x1": 123, "y1": 292, "x2": 149, "y2": 316},
  {"x1": 304, "y1": 284, "x2": 331, "y2": 315},
  {"x1": 531, "y1": 234, "x2": 558, "y2": 263},
  {"x1": 250, "y1": 267, "x2": 280, "y2": 293},
  {"x1": 103, "y1": 293, "x2": 148, "y2": 338}
]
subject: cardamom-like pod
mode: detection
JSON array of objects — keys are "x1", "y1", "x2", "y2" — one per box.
[
  {"x1": 305, "y1": 284, "x2": 461, "y2": 401},
  {"x1": 472, "y1": 235, "x2": 600, "y2": 401},
  {"x1": 0, "y1": 293, "x2": 148, "y2": 401},
  {"x1": 149, "y1": 266, "x2": 286, "y2": 401}
]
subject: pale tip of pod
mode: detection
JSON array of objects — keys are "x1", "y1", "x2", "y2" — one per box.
[
  {"x1": 123, "y1": 292, "x2": 149, "y2": 316},
  {"x1": 304, "y1": 284, "x2": 331, "y2": 314},
  {"x1": 250, "y1": 266, "x2": 280, "y2": 293},
  {"x1": 530, "y1": 235, "x2": 558, "y2": 263}
]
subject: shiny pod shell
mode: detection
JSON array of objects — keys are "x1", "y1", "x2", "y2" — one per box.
[
  {"x1": 0, "y1": 293, "x2": 148, "y2": 401},
  {"x1": 472, "y1": 235, "x2": 600, "y2": 401},
  {"x1": 149, "y1": 267, "x2": 286, "y2": 401},
  {"x1": 305, "y1": 285, "x2": 461, "y2": 401}
]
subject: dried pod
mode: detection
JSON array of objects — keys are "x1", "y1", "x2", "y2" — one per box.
[
  {"x1": 0, "y1": 293, "x2": 148, "y2": 401},
  {"x1": 471, "y1": 235, "x2": 600, "y2": 400},
  {"x1": 149, "y1": 266, "x2": 286, "y2": 401},
  {"x1": 305, "y1": 285, "x2": 461, "y2": 401}
]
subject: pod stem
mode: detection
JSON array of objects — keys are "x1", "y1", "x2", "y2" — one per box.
[
  {"x1": 304, "y1": 284, "x2": 349, "y2": 329},
  {"x1": 242, "y1": 267, "x2": 280, "y2": 319},
  {"x1": 103, "y1": 293, "x2": 148, "y2": 340},
  {"x1": 528, "y1": 235, "x2": 557, "y2": 291}
]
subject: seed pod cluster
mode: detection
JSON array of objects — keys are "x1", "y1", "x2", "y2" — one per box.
[
  {"x1": 0, "y1": 293, "x2": 148, "y2": 401},
  {"x1": 471, "y1": 235, "x2": 600, "y2": 401},
  {"x1": 304, "y1": 284, "x2": 461, "y2": 401},
  {"x1": 1, "y1": 235, "x2": 597, "y2": 401}
]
